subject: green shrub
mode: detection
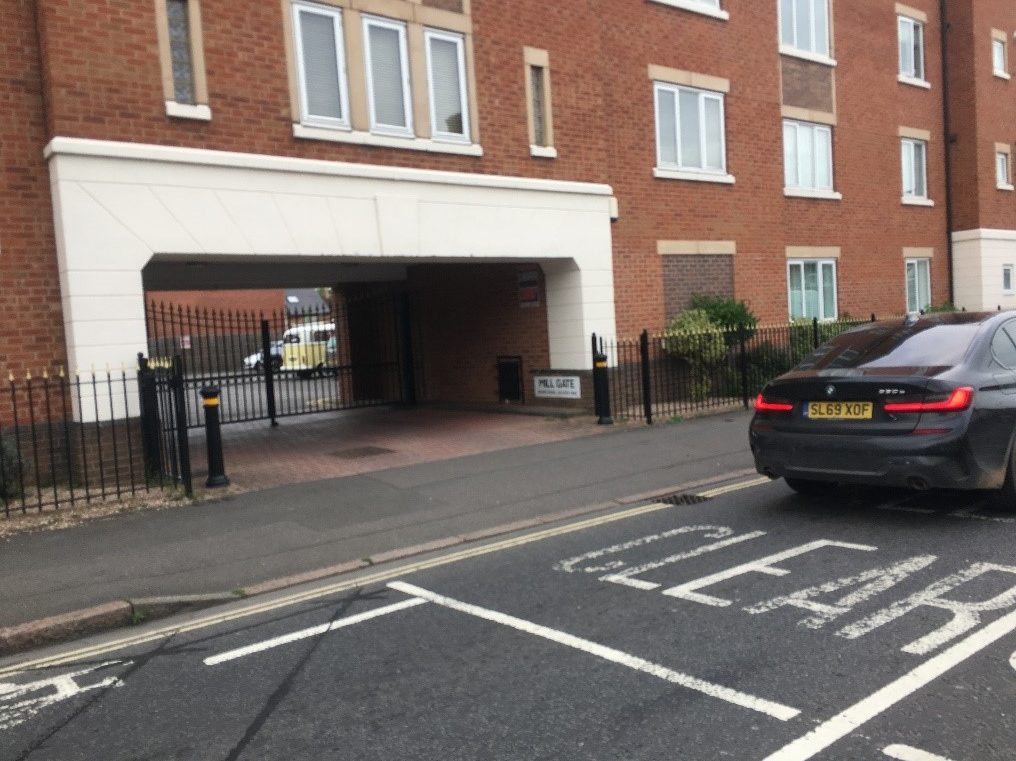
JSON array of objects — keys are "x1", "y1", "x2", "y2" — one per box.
[
  {"x1": 924, "y1": 302, "x2": 956, "y2": 313},
  {"x1": 661, "y1": 309, "x2": 727, "y2": 401},
  {"x1": 0, "y1": 436, "x2": 22, "y2": 500},
  {"x1": 689, "y1": 294, "x2": 758, "y2": 346}
]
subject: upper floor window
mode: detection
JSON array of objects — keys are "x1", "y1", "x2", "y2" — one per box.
[
  {"x1": 993, "y1": 35, "x2": 1009, "y2": 79},
  {"x1": 998, "y1": 147, "x2": 1013, "y2": 190},
  {"x1": 901, "y1": 138, "x2": 928, "y2": 201},
  {"x1": 293, "y1": 2, "x2": 350, "y2": 129},
  {"x1": 779, "y1": 0, "x2": 830, "y2": 58},
  {"x1": 363, "y1": 16, "x2": 413, "y2": 137},
  {"x1": 783, "y1": 120, "x2": 833, "y2": 192},
  {"x1": 524, "y1": 47, "x2": 555, "y2": 158},
  {"x1": 155, "y1": 0, "x2": 210, "y2": 119},
  {"x1": 425, "y1": 29, "x2": 470, "y2": 143},
  {"x1": 898, "y1": 16, "x2": 925, "y2": 82},
  {"x1": 654, "y1": 82, "x2": 727, "y2": 175},
  {"x1": 788, "y1": 259, "x2": 837, "y2": 320}
]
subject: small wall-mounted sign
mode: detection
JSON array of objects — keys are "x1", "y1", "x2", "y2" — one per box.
[{"x1": 534, "y1": 375, "x2": 581, "y2": 399}]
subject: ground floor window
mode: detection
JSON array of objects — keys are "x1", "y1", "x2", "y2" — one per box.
[
  {"x1": 905, "y1": 257, "x2": 931, "y2": 313},
  {"x1": 788, "y1": 259, "x2": 837, "y2": 320}
]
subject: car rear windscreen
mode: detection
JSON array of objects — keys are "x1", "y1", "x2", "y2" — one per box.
[{"x1": 795, "y1": 320, "x2": 982, "y2": 371}]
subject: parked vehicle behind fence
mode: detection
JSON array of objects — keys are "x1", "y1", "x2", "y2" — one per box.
[{"x1": 282, "y1": 321, "x2": 335, "y2": 378}]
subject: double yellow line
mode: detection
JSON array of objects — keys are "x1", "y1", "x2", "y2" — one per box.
[{"x1": 0, "y1": 476, "x2": 768, "y2": 677}]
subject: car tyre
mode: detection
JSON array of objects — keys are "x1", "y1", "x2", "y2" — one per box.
[
  {"x1": 993, "y1": 440, "x2": 1016, "y2": 512},
  {"x1": 784, "y1": 477, "x2": 838, "y2": 496}
]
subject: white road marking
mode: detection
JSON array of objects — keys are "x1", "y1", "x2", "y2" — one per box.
[
  {"x1": 883, "y1": 744, "x2": 955, "y2": 761},
  {"x1": 204, "y1": 597, "x2": 427, "y2": 666},
  {"x1": 600, "y1": 531, "x2": 767, "y2": 590},
  {"x1": 0, "y1": 660, "x2": 128, "y2": 731},
  {"x1": 388, "y1": 581, "x2": 800, "y2": 722},
  {"x1": 838, "y1": 562, "x2": 1016, "y2": 655},
  {"x1": 762, "y1": 607, "x2": 1016, "y2": 761},
  {"x1": 1010, "y1": 649, "x2": 1016, "y2": 672},
  {"x1": 661, "y1": 540, "x2": 878, "y2": 607},
  {"x1": 877, "y1": 503, "x2": 1016, "y2": 524}
]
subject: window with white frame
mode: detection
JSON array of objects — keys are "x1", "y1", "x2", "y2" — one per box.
[
  {"x1": 293, "y1": 2, "x2": 350, "y2": 129},
  {"x1": 783, "y1": 120, "x2": 833, "y2": 191},
  {"x1": 363, "y1": 15, "x2": 413, "y2": 136},
  {"x1": 788, "y1": 259, "x2": 837, "y2": 320},
  {"x1": 654, "y1": 82, "x2": 726, "y2": 174},
  {"x1": 993, "y1": 37, "x2": 1008, "y2": 77},
  {"x1": 905, "y1": 258, "x2": 931, "y2": 313},
  {"x1": 998, "y1": 150, "x2": 1012, "y2": 189},
  {"x1": 425, "y1": 29, "x2": 469, "y2": 142},
  {"x1": 901, "y1": 138, "x2": 928, "y2": 199},
  {"x1": 1005, "y1": 264, "x2": 1015, "y2": 295},
  {"x1": 779, "y1": 0, "x2": 830, "y2": 58},
  {"x1": 898, "y1": 16, "x2": 925, "y2": 81}
]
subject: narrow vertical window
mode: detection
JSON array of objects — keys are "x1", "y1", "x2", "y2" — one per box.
[
  {"x1": 998, "y1": 150, "x2": 1012, "y2": 189},
  {"x1": 993, "y1": 37, "x2": 1008, "y2": 77},
  {"x1": 293, "y1": 2, "x2": 349, "y2": 129},
  {"x1": 905, "y1": 259, "x2": 931, "y2": 313},
  {"x1": 425, "y1": 29, "x2": 469, "y2": 142},
  {"x1": 898, "y1": 16, "x2": 925, "y2": 81},
  {"x1": 1004, "y1": 265, "x2": 1014, "y2": 295},
  {"x1": 167, "y1": 0, "x2": 194, "y2": 104},
  {"x1": 530, "y1": 66, "x2": 547, "y2": 146},
  {"x1": 901, "y1": 139, "x2": 928, "y2": 200},
  {"x1": 524, "y1": 47, "x2": 554, "y2": 156},
  {"x1": 363, "y1": 16, "x2": 413, "y2": 136}
]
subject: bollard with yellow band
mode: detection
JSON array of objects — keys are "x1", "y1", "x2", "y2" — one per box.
[
  {"x1": 200, "y1": 386, "x2": 230, "y2": 488},
  {"x1": 591, "y1": 334, "x2": 614, "y2": 425}
]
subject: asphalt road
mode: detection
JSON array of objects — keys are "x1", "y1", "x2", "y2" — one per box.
[{"x1": 3, "y1": 479, "x2": 1016, "y2": 760}]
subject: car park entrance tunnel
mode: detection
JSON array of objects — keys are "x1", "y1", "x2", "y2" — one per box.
[{"x1": 47, "y1": 138, "x2": 617, "y2": 421}]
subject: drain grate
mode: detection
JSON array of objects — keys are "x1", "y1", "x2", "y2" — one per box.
[
  {"x1": 330, "y1": 446, "x2": 396, "y2": 459},
  {"x1": 658, "y1": 493, "x2": 712, "y2": 506}
]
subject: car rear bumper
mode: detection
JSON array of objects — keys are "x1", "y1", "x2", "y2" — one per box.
[{"x1": 749, "y1": 425, "x2": 1003, "y2": 490}]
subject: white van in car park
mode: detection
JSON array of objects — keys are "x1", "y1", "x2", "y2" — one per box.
[{"x1": 281, "y1": 321, "x2": 334, "y2": 378}]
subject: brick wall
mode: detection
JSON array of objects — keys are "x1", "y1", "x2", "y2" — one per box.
[
  {"x1": 662, "y1": 254, "x2": 734, "y2": 321},
  {"x1": 0, "y1": 1, "x2": 66, "y2": 385}
]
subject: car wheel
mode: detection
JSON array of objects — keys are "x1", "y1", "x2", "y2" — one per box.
[
  {"x1": 784, "y1": 477, "x2": 838, "y2": 496},
  {"x1": 993, "y1": 440, "x2": 1016, "y2": 512}
]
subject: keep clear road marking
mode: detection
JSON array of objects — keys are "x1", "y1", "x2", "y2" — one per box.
[
  {"x1": 388, "y1": 580, "x2": 801, "y2": 722},
  {"x1": 203, "y1": 598, "x2": 427, "y2": 666},
  {"x1": 883, "y1": 745, "x2": 955, "y2": 761},
  {"x1": 762, "y1": 607, "x2": 1016, "y2": 761}
]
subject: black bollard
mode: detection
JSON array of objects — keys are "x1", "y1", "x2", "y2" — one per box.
[
  {"x1": 200, "y1": 386, "x2": 230, "y2": 488},
  {"x1": 593, "y1": 350, "x2": 613, "y2": 425}
]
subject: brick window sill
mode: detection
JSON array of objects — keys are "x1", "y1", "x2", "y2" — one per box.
[
  {"x1": 166, "y1": 102, "x2": 212, "y2": 121},
  {"x1": 653, "y1": 167, "x2": 735, "y2": 185},
  {"x1": 293, "y1": 124, "x2": 484, "y2": 157}
]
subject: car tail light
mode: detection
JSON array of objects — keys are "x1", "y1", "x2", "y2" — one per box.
[
  {"x1": 754, "y1": 394, "x2": 793, "y2": 412},
  {"x1": 884, "y1": 386, "x2": 974, "y2": 413}
]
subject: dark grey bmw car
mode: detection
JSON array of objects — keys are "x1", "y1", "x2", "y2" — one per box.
[{"x1": 750, "y1": 311, "x2": 1016, "y2": 507}]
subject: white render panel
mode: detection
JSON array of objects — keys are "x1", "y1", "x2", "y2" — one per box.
[
  {"x1": 46, "y1": 138, "x2": 617, "y2": 413},
  {"x1": 951, "y1": 229, "x2": 1016, "y2": 310}
]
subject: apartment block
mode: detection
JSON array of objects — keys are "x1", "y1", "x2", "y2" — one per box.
[{"x1": 0, "y1": 0, "x2": 997, "y2": 407}]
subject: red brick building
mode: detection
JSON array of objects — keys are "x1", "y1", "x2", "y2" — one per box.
[{"x1": 0, "y1": 0, "x2": 1007, "y2": 407}]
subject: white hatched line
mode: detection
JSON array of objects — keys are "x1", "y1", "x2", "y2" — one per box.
[
  {"x1": 883, "y1": 744, "x2": 955, "y2": 761},
  {"x1": 762, "y1": 608, "x2": 1016, "y2": 761},
  {"x1": 388, "y1": 581, "x2": 799, "y2": 722},
  {"x1": 204, "y1": 598, "x2": 427, "y2": 666}
]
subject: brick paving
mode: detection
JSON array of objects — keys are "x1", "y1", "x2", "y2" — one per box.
[{"x1": 188, "y1": 406, "x2": 609, "y2": 492}]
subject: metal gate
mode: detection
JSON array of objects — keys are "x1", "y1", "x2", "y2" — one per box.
[{"x1": 144, "y1": 292, "x2": 413, "y2": 429}]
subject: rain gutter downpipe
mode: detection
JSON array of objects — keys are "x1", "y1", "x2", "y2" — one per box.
[{"x1": 939, "y1": 0, "x2": 956, "y2": 305}]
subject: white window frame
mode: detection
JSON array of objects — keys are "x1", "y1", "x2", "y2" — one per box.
[
  {"x1": 778, "y1": 0, "x2": 832, "y2": 62},
  {"x1": 1004, "y1": 265, "x2": 1015, "y2": 295},
  {"x1": 901, "y1": 138, "x2": 929, "y2": 201},
  {"x1": 783, "y1": 119, "x2": 834, "y2": 193},
  {"x1": 787, "y1": 259, "x2": 838, "y2": 321},
  {"x1": 897, "y1": 15, "x2": 926, "y2": 83},
  {"x1": 292, "y1": 1, "x2": 351, "y2": 131},
  {"x1": 998, "y1": 150, "x2": 1014, "y2": 190},
  {"x1": 362, "y1": 14, "x2": 413, "y2": 137},
  {"x1": 993, "y1": 38, "x2": 1009, "y2": 78},
  {"x1": 653, "y1": 81, "x2": 728, "y2": 176},
  {"x1": 424, "y1": 28, "x2": 470, "y2": 144},
  {"x1": 648, "y1": 0, "x2": 728, "y2": 21},
  {"x1": 905, "y1": 258, "x2": 931, "y2": 313}
]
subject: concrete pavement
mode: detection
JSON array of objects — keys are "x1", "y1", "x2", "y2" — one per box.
[{"x1": 0, "y1": 409, "x2": 754, "y2": 650}]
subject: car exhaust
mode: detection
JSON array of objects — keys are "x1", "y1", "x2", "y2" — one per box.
[{"x1": 906, "y1": 476, "x2": 930, "y2": 491}]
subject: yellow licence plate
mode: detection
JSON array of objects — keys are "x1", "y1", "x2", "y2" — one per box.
[{"x1": 807, "y1": 401, "x2": 873, "y2": 420}]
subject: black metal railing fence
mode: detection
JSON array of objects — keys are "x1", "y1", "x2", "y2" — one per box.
[{"x1": 598, "y1": 315, "x2": 888, "y2": 423}]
